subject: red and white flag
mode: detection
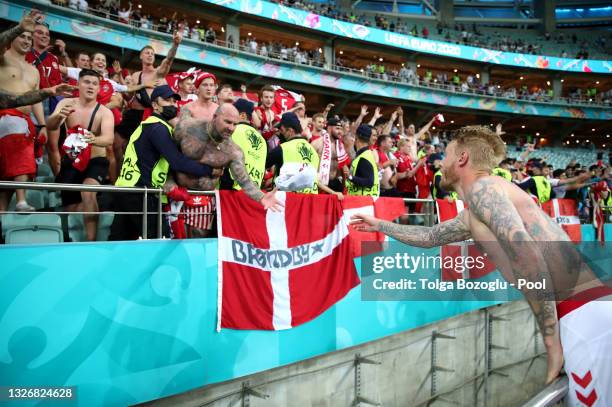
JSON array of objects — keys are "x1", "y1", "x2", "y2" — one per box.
[
  {"x1": 541, "y1": 199, "x2": 582, "y2": 242},
  {"x1": 216, "y1": 191, "x2": 359, "y2": 330},
  {"x1": 341, "y1": 196, "x2": 406, "y2": 258},
  {"x1": 271, "y1": 86, "x2": 302, "y2": 116},
  {"x1": 436, "y1": 199, "x2": 496, "y2": 280}
]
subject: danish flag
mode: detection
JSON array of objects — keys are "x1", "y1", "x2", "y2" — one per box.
[{"x1": 216, "y1": 191, "x2": 359, "y2": 330}]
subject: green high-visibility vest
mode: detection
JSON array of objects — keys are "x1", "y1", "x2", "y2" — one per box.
[
  {"x1": 492, "y1": 167, "x2": 512, "y2": 181},
  {"x1": 432, "y1": 170, "x2": 458, "y2": 200},
  {"x1": 347, "y1": 149, "x2": 379, "y2": 197},
  {"x1": 599, "y1": 195, "x2": 612, "y2": 214},
  {"x1": 116, "y1": 115, "x2": 173, "y2": 189},
  {"x1": 533, "y1": 175, "x2": 551, "y2": 203},
  {"x1": 280, "y1": 138, "x2": 319, "y2": 194},
  {"x1": 229, "y1": 124, "x2": 266, "y2": 190}
]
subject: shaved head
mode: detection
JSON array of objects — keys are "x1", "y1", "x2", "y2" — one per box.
[{"x1": 213, "y1": 103, "x2": 239, "y2": 139}]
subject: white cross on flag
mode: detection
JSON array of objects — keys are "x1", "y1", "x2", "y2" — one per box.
[{"x1": 216, "y1": 190, "x2": 359, "y2": 330}]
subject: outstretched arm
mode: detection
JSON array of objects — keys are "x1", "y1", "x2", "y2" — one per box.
[
  {"x1": 465, "y1": 177, "x2": 562, "y2": 384},
  {"x1": 0, "y1": 84, "x2": 75, "y2": 109},
  {"x1": 157, "y1": 26, "x2": 182, "y2": 78},
  {"x1": 0, "y1": 9, "x2": 42, "y2": 53},
  {"x1": 351, "y1": 210, "x2": 471, "y2": 248}
]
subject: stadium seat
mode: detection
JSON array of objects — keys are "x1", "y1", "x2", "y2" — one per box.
[
  {"x1": 36, "y1": 164, "x2": 53, "y2": 177},
  {"x1": 68, "y1": 212, "x2": 115, "y2": 242},
  {"x1": 7, "y1": 190, "x2": 49, "y2": 211},
  {"x1": 1, "y1": 214, "x2": 63, "y2": 244}
]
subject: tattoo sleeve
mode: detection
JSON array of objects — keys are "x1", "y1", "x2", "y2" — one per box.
[
  {"x1": 0, "y1": 24, "x2": 24, "y2": 52},
  {"x1": 230, "y1": 151, "x2": 265, "y2": 202},
  {"x1": 0, "y1": 88, "x2": 51, "y2": 109},
  {"x1": 378, "y1": 215, "x2": 471, "y2": 248},
  {"x1": 466, "y1": 178, "x2": 558, "y2": 339}
]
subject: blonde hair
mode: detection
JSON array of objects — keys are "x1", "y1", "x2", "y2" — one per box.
[{"x1": 452, "y1": 125, "x2": 506, "y2": 171}]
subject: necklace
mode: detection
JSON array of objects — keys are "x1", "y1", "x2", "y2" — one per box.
[{"x1": 209, "y1": 125, "x2": 222, "y2": 150}]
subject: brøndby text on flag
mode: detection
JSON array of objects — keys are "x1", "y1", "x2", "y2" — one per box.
[{"x1": 216, "y1": 190, "x2": 359, "y2": 331}]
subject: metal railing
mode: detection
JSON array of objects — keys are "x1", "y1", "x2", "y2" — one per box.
[
  {"x1": 36, "y1": 1, "x2": 612, "y2": 109},
  {"x1": 0, "y1": 181, "x2": 436, "y2": 242},
  {"x1": 521, "y1": 376, "x2": 569, "y2": 407}
]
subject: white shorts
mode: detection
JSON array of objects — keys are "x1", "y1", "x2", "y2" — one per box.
[{"x1": 558, "y1": 286, "x2": 612, "y2": 407}]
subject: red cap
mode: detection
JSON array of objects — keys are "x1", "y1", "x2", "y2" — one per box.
[
  {"x1": 194, "y1": 72, "x2": 217, "y2": 89},
  {"x1": 593, "y1": 181, "x2": 609, "y2": 193}
]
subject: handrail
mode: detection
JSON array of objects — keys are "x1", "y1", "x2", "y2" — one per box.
[
  {"x1": 0, "y1": 181, "x2": 438, "y2": 242},
  {"x1": 521, "y1": 376, "x2": 569, "y2": 407}
]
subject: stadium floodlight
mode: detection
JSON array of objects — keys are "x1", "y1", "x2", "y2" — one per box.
[
  {"x1": 596, "y1": 81, "x2": 600, "y2": 84},
  {"x1": 519, "y1": 76, "x2": 524, "y2": 80},
  {"x1": 536, "y1": 132, "x2": 540, "y2": 136},
  {"x1": 592, "y1": 128, "x2": 596, "y2": 131},
  {"x1": 521, "y1": 125, "x2": 526, "y2": 129}
]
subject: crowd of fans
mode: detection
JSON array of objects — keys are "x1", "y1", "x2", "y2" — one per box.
[
  {"x1": 0, "y1": 8, "x2": 610, "y2": 245},
  {"x1": 45, "y1": 0, "x2": 611, "y2": 107},
  {"x1": 271, "y1": 0, "x2": 611, "y2": 60}
]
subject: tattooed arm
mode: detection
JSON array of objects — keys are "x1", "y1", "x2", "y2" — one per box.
[
  {"x1": 465, "y1": 177, "x2": 562, "y2": 383},
  {"x1": 229, "y1": 147, "x2": 265, "y2": 202},
  {"x1": 157, "y1": 27, "x2": 182, "y2": 78},
  {"x1": 352, "y1": 209, "x2": 471, "y2": 248},
  {"x1": 0, "y1": 88, "x2": 51, "y2": 109}
]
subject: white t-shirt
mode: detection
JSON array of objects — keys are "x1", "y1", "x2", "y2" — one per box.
[{"x1": 66, "y1": 67, "x2": 128, "y2": 93}]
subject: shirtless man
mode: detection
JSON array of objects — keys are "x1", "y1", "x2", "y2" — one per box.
[
  {"x1": 309, "y1": 113, "x2": 325, "y2": 143},
  {"x1": 47, "y1": 69, "x2": 114, "y2": 241},
  {"x1": 182, "y1": 73, "x2": 218, "y2": 121},
  {"x1": 311, "y1": 117, "x2": 348, "y2": 199},
  {"x1": 169, "y1": 103, "x2": 281, "y2": 211},
  {"x1": 216, "y1": 83, "x2": 234, "y2": 104},
  {"x1": 252, "y1": 85, "x2": 278, "y2": 143},
  {"x1": 0, "y1": 10, "x2": 48, "y2": 212},
  {"x1": 114, "y1": 26, "x2": 182, "y2": 161},
  {"x1": 352, "y1": 126, "x2": 611, "y2": 404}
]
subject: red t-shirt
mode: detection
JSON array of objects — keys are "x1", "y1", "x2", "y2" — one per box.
[
  {"x1": 377, "y1": 148, "x2": 390, "y2": 166},
  {"x1": 395, "y1": 152, "x2": 417, "y2": 193},
  {"x1": 415, "y1": 163, "x2": 432, "y2": 188},
  {"x1": 26, "y1": 49, "x2": 63, "y2": 88}
]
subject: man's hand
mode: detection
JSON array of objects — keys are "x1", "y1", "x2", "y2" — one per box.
[
  {"x1": 240, "y1": 84, "x2": 247, "y2": 93},
  {"x1": 545, "y1": 341, "x2": 564, "y2": 384},
  {"x1": 334, "y1": 191, "x2": 344, "y2": 201},
  {"x1": 360, "y1": 105, "x2": 369, "y2": 117},
  {"x1": 81, "y1": 129, "x2": 95, "y2": 144},
  {"x1": 112, "y1": 60, "x2": 122, "y2": 73},
  {"x1": 373, "y1": 106, "x2": 383, "y2": 120},
  {"x1": 143, "y1": 78, "x2": 158, "y2": 89},
  {"x1": 20, "y1": 9, "x2": 43, "y2": 32},
  {"x1": 324, "y1": 103, "x2": 334, "y2": 112},
  {"x1": 350, "y1": 213, "x2": 382, "y2": 232},
  {"x1": 55, "y1": 39, "x2": 67, "y2": 55},
  {"x1": 495, "y1": 123, "x2": 505, "y2": 136},
  {"x1": 342, "y1": 165, "x2": 350, "y2": 178},
  {"x1": 48, "y1": 83, "x2": 77, "y2": 97},
  {"x1": 173, "y1": 25, "x2": 183, "y2": 45},
  {"x1": 58, "y1": 101, "x2": 76, "y2": 119},
  {"x1": 260, "y1": 189, "x2": 284, "y2": 212}
]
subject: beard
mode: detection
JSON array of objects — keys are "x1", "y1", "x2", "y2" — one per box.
[{"x1": 439, "y1": 169, "x2": 458, "y2": 192}]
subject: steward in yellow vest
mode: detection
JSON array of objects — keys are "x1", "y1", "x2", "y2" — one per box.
[
  {"x1": 219, "y1": 99, "x2": 266, "y2": 191},
  {"x1": 266, "y1": 112, "x2": 320, "y2": 193},
  {"x1": 111, "y1": 85, "x2": 213, "y2": 240},
  {"x1": 346, "y1": 124, "x2": 379, "y2": 197}
]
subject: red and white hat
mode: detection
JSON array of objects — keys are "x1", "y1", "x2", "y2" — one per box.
[
  {"x1": 194, "y1": 72, "x2": 217, "y2": 89},
  {"x1": 433, "y1": 113, "x2": 445, "y2": 126}
]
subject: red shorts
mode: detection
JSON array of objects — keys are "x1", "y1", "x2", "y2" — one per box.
[{"x1": 0, "y1": 109, "x2": 36, "y2": 180}]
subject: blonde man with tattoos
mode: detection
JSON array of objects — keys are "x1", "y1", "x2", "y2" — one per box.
[{"x1": 353, "y1": 126, "x2": 611, "y2": 405}]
